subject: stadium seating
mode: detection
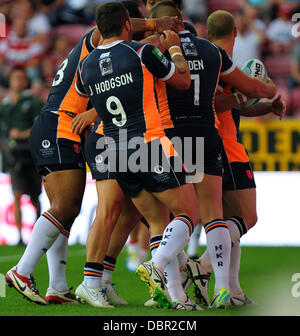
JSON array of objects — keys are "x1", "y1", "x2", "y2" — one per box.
[
  {"x1": 53, "y1": 24, "x2": 91, "y2": 47},
  {"x1": 208, "y1": 0, "x2": 240, "y2": 13},
  {"x1": 264, "y1": 54, "x2": 291, "y2": 85}
]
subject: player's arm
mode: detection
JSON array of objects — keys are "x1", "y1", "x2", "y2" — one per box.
[
  {"x1": 217, "y1": 47, "x2": 276, "y2": 99},
  {"x1": 140, "y1": 31, "x2": 190, "y2": 90},
  {"x1": 240, "y1": 95, "x2": 286, "y2": 120},
  {"x1": 131, "y1": 16, "x2": 181, "y2": 33},
  {"x1": 140, "y1": 34, "x2": 164, "y2": 52},
  {"x1": 75, "y1": 59, "x2": 88, "y2": 98},
  {"x1": 91, "y1": 27, "x2": 101, "y2": 48},
  {"x1": 159, "y1": 30, "x2": 190, "y2": 89},
  {"x1": 214, "y1": 90, "x2": 246, "y2": 114},
  {"x1": 222, "y1": 69, "x2": 277, "y2": 100},
  {"x1": 71, "y1": 107, "x2": 98, "y2": 135}
]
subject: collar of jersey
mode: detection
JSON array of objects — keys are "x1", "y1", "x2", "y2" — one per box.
[{"x1": 97, "y1": 40, "x2": 124, "y2": 49}]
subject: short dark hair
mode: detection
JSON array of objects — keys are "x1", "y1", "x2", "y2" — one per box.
[
  {"x1": 150, "y1": 0, "x2": 182, "y2": 20},
  {"x1": 207, "y1": 10, "x2": 235, "y2": 40},
  {"x1": 172, "y1": 0, "x2": 182, "y2": 10},
  {"x1": 121, "y1": 0, "x2": 143, "y2": 19},
  {"x1": 96, "y1": 2, "x2": 130, "y2": 39}
]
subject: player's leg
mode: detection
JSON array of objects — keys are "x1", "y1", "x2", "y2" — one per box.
[
  {"x1": 86, "y1": 179, "x2": 125, "y2": 264},
  {"x1": 105, "y1": 199, "x2": 141, "y2": 262},
  {"x1": 193, "y1": 173, "x2": 231, "y2": 308},
  {"x1": 220, "y1": 153, "x2": 257, "y2": 305},
  {"x1": 223, "y1": 188, "x2": 257, "y2": 231},
  {"x1": 126, "y1": 222, "x2": 143, "y2": 272},
  {"x1": 138, "y1": 221, "x2": 151, "y2": 262},
  {"x1": 18, "y1": 169, "x2": 85, "y2": 272},
  {"x1": 102, "y1": 199, "x2": 141, "y2": 305},
  {"x1": 43, "y1": 169, "x2": 86, "y2": 231},
  {"x1": 27, "y1": 163, "x2": 42, "y2": 220},
  {"x1": 223, "y1": 187, "x2": 257, "y2": 305},
  {"x1": 6, "y1": 168, "x2": 86, "y2": 304},
  {"x1": 6, "y1": 110, "x2": 87, "y2": 304},
  {"x1": 12, "y1": 190, "x2": 23, "y2": 245},
  {"x1": 75, "y1": 179, "x2": 124, "y2": 308},
  {"x1": 130, "y1": 137, "x2": 200, "y2": 309},
  {"x1": 186, "y1": 224, "x2": 202, "y2": 259},
  {"x1": 44, "y1": 168, "x2": 86, "y2": 299},
  {"x1": 133, "y1": 184, "x2": 201, "y2": 310}
]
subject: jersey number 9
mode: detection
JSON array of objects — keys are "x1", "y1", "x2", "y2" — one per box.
[{"x1": 106, "y1": 96, "x2": 127, "y2": 127}]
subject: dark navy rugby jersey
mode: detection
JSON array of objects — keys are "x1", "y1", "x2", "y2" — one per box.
[
  {"x1": 42, "y1": 27, "x2": 95, "y2": 116},
  {"x1": 76, "y1": 40, "x2": 175, "y2": 143},
  {"x1": 157, "y1": 30, "x2": 235, "y2": 129}
]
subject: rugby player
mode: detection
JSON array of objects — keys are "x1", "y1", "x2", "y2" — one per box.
[
  {"x1": 72, "y1": 1, "x2": 198, "y2": 310},
  {"x1": 145, "y1": 0, "x2": 198, "y2": 36},
  {"x1": 196, "y1": 9, "x2": 286, "y2": 306},
  {"x1": 148, "y1": 1, "x2": 276, "y2": 308},
  {"x1": 5, "y1": 9, "x2": 181, "y2": 305},
  {"x1": 74, "y1": 1, "x2": 201, "y2": 310}
]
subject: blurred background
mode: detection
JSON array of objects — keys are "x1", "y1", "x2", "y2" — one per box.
[{"x1": 0, "y1": 0, "x2": 299, "y2": 246}]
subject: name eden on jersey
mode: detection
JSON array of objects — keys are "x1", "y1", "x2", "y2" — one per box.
[
  {"x1": 88, "y1": 72, "x2": 133, "y2": 96},
  {"x1": 188, "y1": 59, "x2": 204, "y2": 71}
]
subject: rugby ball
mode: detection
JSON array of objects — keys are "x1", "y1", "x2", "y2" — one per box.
[{"x1": 241, "y1": 58, "x2": 268, "y2": 107}]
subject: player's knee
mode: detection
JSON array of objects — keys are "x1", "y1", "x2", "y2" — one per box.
[
  {"x1": 245, "y1": 213, "x2": 258, "y2": 230},
  {"x1": 49, "y1": 202, "x2": 81, "y2": 230}
]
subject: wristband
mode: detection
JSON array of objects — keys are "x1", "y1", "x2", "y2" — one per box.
[
  {"x1": 168, "y1": 46, "x2": 183, "y2": 59},
  {"x1": 171, "y1": 52, "x2": 183, "y2": 58},
  {"x1": 233, "y1": 92, "x2": 247, "y2": 105},
  {"x1": 145, "y1": 19, "x2": 156, "y2": 31},
  {"x1": 168, "y1": 45, "x2": 181, "y2": 53}
]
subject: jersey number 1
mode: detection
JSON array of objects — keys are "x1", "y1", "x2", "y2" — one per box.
[{"x1": 191, "y1": 74, "x2": 200, "y2": 106}]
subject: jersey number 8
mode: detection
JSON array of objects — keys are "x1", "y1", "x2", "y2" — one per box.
[{"x1": 106, "y1": 96, "x2": 127, "y2": 127}]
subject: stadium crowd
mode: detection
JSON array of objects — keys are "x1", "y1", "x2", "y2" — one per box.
[{"x1": 0, "y1": 0, "x2": 299, "y2": 115}]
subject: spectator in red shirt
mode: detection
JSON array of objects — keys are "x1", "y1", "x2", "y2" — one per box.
[{"x1": 0, "y1": 17, "x2": 44, "y2": 86}]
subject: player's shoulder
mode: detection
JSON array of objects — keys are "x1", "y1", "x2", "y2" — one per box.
[
  {"x1": 83, "y1": 27, "x2": 97, "y2": 53},
  {"x1": 120, "y1": 40, "x2": 148, "y2": 53}
]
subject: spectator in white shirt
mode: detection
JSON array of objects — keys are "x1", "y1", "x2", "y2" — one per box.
[
  {"x1": 233, "y1": 7, "x2": 266, "y2": 69},
  {"x1": 267, "y1": 4, "x2": 294, "y2": 54}
]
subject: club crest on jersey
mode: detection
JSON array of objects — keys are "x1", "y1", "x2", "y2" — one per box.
[
  {"x1": 99, "y1": 53, "x2": 113, "y2": 76},
  {"x1": 182, "y1": 42, "x2": 198, "y2": 57}
]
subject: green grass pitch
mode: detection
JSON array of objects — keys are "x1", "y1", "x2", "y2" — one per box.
[{"x1": 0, "y1": 245, "x2": 299, "y2": 316}]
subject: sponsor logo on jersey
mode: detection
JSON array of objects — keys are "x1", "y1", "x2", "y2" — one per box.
[{"x1": 152, "y1": 47, "x2": 164, "y2": 61}]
